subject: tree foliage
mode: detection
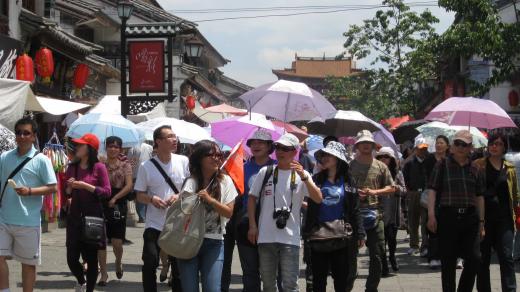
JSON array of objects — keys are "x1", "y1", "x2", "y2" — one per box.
[
  {"x1": 436, "y1": 0, "x2": 520, "y2": 95},
  {"x1": 328, "y1": 0, "x2": 439, "y2": 120}
]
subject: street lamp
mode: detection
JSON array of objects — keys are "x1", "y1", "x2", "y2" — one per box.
[
  {"x1": 184, "y1": 37, "x2": 203, "y2": 65},
  {"x1": 118, "y1": 0, "x2": 134, "y2": 117}
]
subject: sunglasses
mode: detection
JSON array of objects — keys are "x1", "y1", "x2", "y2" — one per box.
[
  {"x1": 453, "y1": 140, "x2": 471, "y2": 148},
  {"x1": 206, "y1": 152, "x2": 223, "y2": 160},
  {"x1": 274, "y1": 144, "x2": 296, "y2": 152},
  {"x1": 377, "y1": 155, "x2": 391, "y2": 160},
  {"x1": 106, "y1": 144, "x2": 121, "y2": 149},
  {"x1": 488, "y1": 141, "x2": 504, "y2": 147},
  {"x1": 15, "y1": 130, "x2": 32, "y2": 137}
]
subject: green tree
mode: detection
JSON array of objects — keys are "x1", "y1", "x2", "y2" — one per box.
[
  {"x1": 436, "y1": 0, "x2": 520, "y2": 95},
  {"x1": 328, "y1": 0, "x2": 439, "y2": 119}
]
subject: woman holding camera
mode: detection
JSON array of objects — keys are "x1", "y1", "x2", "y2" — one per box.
[
  {"x1": 97, "y1": 136, "x2": 133, "y2": 285},
  {"x1": 176, "y1": 140, "x2": 238, "y2": 292},
  {"x1": 304, "y1": 141, "x2": 365, "y2": 292},
  {"x1": 63, "y1": 134, "x2": 111, "y2": 292}
]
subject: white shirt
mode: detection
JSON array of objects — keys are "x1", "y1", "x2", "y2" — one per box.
[
  {"x1": 134, "y1": 154, "x2": 190, "y2": 231},
  {"x1": 182, "y1": 174, "x2": 238, "y2": 240},
  {"x1": 249, "y1": 166, "x2": 311, "y2": 247}
]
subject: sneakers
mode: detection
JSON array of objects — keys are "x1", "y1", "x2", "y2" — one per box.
[
  {"x1": 407, "y1": 248, "x2": 419, "y2": 255},
  {"x1": 74, "y1": 283, "x2": 86, "y2": 292},
  {"x1": 430, "y1": 259, "x2": 441, "y2": 269},
  {"x1": 420, "y1": 248, "x2": 429, "y2": 257},
  {"x1": 456, "y1": 258, "x2": 464, "y2": 269}
]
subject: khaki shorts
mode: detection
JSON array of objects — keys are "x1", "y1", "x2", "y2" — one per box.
[{"x1": 0, "y1": 222, "x2": 41, "y2": 265}]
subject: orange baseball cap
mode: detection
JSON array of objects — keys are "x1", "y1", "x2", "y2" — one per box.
[{"x1": 72, "y1": 133, "x2": 100, "y2": 151}]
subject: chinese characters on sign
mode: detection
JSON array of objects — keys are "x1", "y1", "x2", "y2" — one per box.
[{"x1": 129, "y1": 41, "x2": 164, "y2": 93}]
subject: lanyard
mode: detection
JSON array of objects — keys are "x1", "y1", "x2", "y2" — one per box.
[{"x1": 272, "y1": 167, "x2": 297, "y2": 211}]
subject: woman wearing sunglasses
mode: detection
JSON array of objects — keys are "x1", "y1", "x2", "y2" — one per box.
[
  {"x1": 375, "y1": 147, "x2": 406, "y2": 276},
  {"x1": 176, "y1": 140, "x2": 238, "y2": 292},
  {"x1": 470, "y1": 133, "x2": 519, "y2": 292},
  {"x1": 304, "y1": 141, "x2": 365, "y2": 292},
  {"x1": 97, "y1": 136, "x2": 133, "y2": 286}
]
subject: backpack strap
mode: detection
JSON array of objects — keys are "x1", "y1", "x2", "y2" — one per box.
[
  {"x1": 150, "y1": 158, "x2": 180, "y2": 194},
  {"x1": 256, "y1": 165, "x2": 274, "y2": 218},
  {"x1": 0, "y1": 152, "x2": 39, "y2": 208}
]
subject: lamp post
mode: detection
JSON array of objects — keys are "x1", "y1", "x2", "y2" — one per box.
[
  {"x1": 118, "y1": 0, "x2": 134, "y2": 117},
  {"x1": 184, "y1": 37, "x2": 203, "y2": 66}
]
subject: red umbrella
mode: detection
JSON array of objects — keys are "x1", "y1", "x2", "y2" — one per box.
[
  {"x1": 381, "y1": 115, "x2": 411, "y2": 130},
  {"x1": 272, "y1": 120, "x2": 309, "y2": 142}
]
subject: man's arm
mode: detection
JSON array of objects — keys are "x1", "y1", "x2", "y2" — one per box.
[
  {"x1": 247, "y1": 196, "x2": 258, "y2": 244},
  {"x1": 16, "y1": 184, "x2": 57, "y2": 197}
]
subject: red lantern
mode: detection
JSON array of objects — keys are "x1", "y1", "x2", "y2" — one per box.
[
  {"x1": 16, "y1": 54, "x2": 34, "y2": 82},
  {"x1": 73, "y1": 64, "x2": 89, "y2": 96},
  {"x1": 35, "y1": 47, "x2": 54, "y2": 84},
  {"x1": 508, "y1": 90, "x2": 519, "y2": 107},
  {"x1": 186, "y1": 95, "x2": 196, "y2": 111}
]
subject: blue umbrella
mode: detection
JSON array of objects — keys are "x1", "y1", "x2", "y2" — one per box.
[{"x1": 67, "y1": 113, "x2": 142, "y2": 149}]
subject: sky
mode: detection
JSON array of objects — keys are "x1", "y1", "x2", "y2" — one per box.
[{"x1": 158, "y1": 0, "x2": 455, "y2": 87}]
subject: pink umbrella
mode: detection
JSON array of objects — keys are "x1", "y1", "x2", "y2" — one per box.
[
  {"x1": 271, "y1": 120, "x2": 309, "y2": 142},
  {"x1": 204, "y1": 104, "x2": 248, "y2": 116},
  {"x1": 425, "y1": 97, "x2": 517, "y2": 129},
  {"x1": 211, "y1": 113, "x2": 284, "y2": 154}
]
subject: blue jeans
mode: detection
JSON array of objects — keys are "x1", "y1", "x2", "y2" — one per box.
[
  {"x1": 135, "y1": 201, "x2": 147, "y2": 221},
  {"x1": 258, "y1": 243, "x2": 300, "y2": 292},
  {"x1": 178, "y1": 238, "x2": 224, "y2": 292}
]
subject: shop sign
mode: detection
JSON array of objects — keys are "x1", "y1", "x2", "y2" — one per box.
[
  {"x1": 128, "y1": 41, "x2": 164, "y2": 93},
  {"x1": 0, "y1": 35, "x2": 22, "y2": 79}
]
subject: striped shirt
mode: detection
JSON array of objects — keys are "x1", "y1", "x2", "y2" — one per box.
[{"x1": 428, "y1": 155, "x2": 484, "y2": 208}]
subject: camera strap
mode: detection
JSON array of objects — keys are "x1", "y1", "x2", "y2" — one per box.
[{"x1": 272, "y1": 167, "x2": 297, "y2": 212}]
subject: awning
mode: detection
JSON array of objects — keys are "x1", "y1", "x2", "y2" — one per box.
[{"x1": 26, "y1": 96, "x2": 91, "y2": 115}]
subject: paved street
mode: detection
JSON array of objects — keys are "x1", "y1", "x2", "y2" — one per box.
[{"x1": 5, "y1": 224, "x2": 519, "y2": 291}]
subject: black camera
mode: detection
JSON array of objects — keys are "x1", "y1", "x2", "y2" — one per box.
[{"x1": 273, "y1": 207, "x2": 291, "y2": 229}]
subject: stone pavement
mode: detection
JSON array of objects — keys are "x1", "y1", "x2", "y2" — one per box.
[{"x1": 5, "y1": 225, "x2": 519, "y2": 291}]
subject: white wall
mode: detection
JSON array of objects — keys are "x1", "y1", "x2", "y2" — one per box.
[
  {"x1": 8, "y1": 0, "x2": 21, "y2": 40},
  {"x1": 499, "y1": 3, "x2": 519, "y2": 24},
  {"x1": 489, "y1": 81, "x2": 520, "y2": 112}
]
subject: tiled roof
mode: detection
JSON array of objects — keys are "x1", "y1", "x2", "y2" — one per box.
[
  {"x1": 20, "y1": 9, "x2": 119, "y2": 79},
  {"x1": 125, "y1": 22, "x2": 184, "y2": 36},
  {"x1": 273, "y1": 57, "x2": 357, "y2": 78}
]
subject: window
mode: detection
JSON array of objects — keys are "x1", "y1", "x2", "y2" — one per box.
[{"x1": 22, "y1": 0, "x2": 36, "y2": 13}]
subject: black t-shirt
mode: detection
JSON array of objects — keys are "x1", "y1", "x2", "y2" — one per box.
[{"x1": 485, "y1": 160, "x2": 510, "y2": 222}]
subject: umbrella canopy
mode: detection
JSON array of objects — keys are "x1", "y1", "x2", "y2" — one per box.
[
  {"x1": 392, "y1": 119, "x2": 428, "y2": 144},
  {"x1": 271, "y1": 121, "x2": 309, "y2": 142},
  {"x1": 425, "y1": 96, "x2": 517, "y2": 129},
  {"x1": 417, "y1": 121, "x2": 488, "y2": 149},
  {"x1": 204, "y1": 104, "x2": 247, "y2": 115},
  {"x1": 308, "y1": 110, "x2": 380, "y2": 137},
  {"x1": 67, "y1": 113, "x2": 142, "y2": 149},
  {"x1": 381, "y1": 115, "x2": 411, "y2": 130},
  {"x1": 239, "y1": 80, "x2": 336, "y2": 122},
  {"x1": 211, "y1": 113, "x2": 283, "y2": 152},
  {"x1": 0, "y1": 124, "x2": 16, "y2": 154},
  {"x1": 137, "y1": 117, "x2": 211, "y2": 144}
]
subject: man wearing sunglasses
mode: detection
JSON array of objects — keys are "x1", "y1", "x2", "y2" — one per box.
[
  {"x1": 0, "y1": 117, "x2": 57, "y2": 292},
  {"x1": 426, "y1": 130, "x2": 485, "y2": 292},
  {"x1": 247, "y1": 133, "x2": 322, "y2": 292},
  {"x1": 348, "y1": 130, "x2": 395, "y2": 292}
]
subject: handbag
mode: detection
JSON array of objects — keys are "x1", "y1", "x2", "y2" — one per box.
[
  {"x1": 81, "y1": 216, "x2": 105, "y2": 245},
  {"x1": 420, "y1": 189, "x2": 429, "y2": 209},
  {"x1": 234, "y1": 165, "x2": 274, "y2": 247},
  {"x1": 360, "y1": 208, "x2": 379, "y2": 231},
  {"x1": 73, "y1": 165, "x2": 105, "y2": 245},
  {"x1": 307, "y1": 219, "x2": 353, "y2": 252},
  {"x1": 158, "y1": 189, "x2": 206, "y2": 259}
]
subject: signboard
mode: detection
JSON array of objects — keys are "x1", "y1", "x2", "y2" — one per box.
[
  {"x1": 128, "y1": 41, "x2": 164, "y2": 93},
  {"x1": 0, "y1": 35, "x2": 22, "y2": 79}
]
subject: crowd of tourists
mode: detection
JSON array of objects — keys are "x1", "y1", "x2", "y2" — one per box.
[{"x1": 0, "y1": 117, "x2": 519, "y2": 292}]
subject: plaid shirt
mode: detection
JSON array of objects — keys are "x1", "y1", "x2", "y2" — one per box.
[{"x1": 428, "y1": 155, "x2": 485, "y2": 208}]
